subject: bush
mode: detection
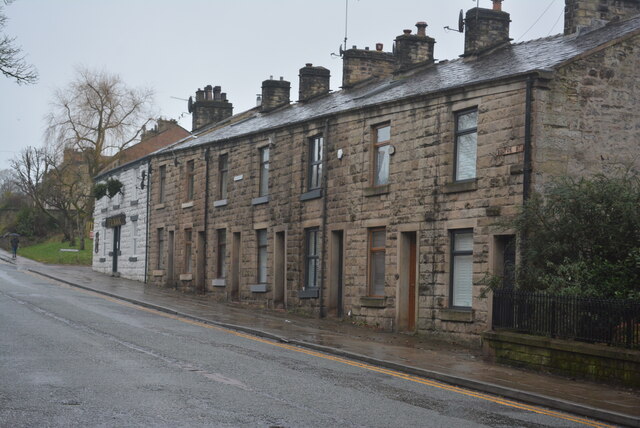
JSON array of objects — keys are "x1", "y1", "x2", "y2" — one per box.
[{"x1": 515, "y1": 175, "x2": 640, "y2": 300}]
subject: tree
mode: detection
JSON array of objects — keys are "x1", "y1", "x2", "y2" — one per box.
[
  {"x1": 0, "y1": 0, "x2": 37, "y2": 84},
  {"x1": 10, "y1": 146, "x2": 70, "y2": 240},
  {"x1": 42, "y1": 67, "x2": 154, "y2": 249},
  {"x1": 513, "y1": 175, "x2": 640, "y2": 300}
]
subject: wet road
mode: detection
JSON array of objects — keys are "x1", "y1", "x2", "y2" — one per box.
[{"x1": 0, "y1": 261, "x2": 611, "y2": 427}]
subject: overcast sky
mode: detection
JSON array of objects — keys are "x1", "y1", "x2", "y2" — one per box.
[{"x1": 0, "y1": 0, "x2": 566, "y2": 171}]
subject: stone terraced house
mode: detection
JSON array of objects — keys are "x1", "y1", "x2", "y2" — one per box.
[
  {"x1": 92, "y1": 120, "x2": 190, "y2": 281},
  {"x1": 144, "y1": 0, "x2": 640, "y2": 342}
]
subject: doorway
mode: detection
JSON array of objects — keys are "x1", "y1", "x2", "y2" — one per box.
[
  {"x1": 111, "y1": 226, "x2": 121, "y2": 275},
  {"x1": 398, "y1": 231, "x2": 417, "y2": 332},
  {"x1": 329, "y1": 230, "x2": 344, "y2": 318},
  {"x1": 196, "y1": 231, "x2": 206, "y2": 293},
  {"x1": 273, "y1": 231, "x2": 286, "y2": 308},
  {"x1": 167, "y1": 230, "x2": 175, "y2": 288},
  {"x1": 231, "y1": 232, "x2": 241, "y2": 300}
]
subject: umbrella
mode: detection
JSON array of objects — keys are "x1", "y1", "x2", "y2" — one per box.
[{"x1": 2, "y1": 233, "x2": 20, "y2": 238}]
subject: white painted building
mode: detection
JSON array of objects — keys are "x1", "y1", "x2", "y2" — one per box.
[{"x1": 92, "y1": 158, "x2": 149, "y2": 282}]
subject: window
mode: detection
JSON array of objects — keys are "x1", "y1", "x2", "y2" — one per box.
[
  {"x1": 133, "y1": 167, "x2": 139, "y2": 201},
  {"x1": 219, "y1": 154, "x2": 229, "y2": 200},
  {"x1": 157, "y1": 228, "x2": 165, "y2": 269},
  {"x1": 217, "y1": 229, "x2": 227, "y2": 279},
  {"x1": 454, "y1": 109, "x2": 478, "y2": 181},
  {"x1": 257, "y1": 229, "x2": 267, "y2": 283},
  {"x1": 368, "y1": 228, "x2": 386, "y2": 296},
  {"x1": 451, "y1": 230, "x2": 473, "y2": 308},
  {"x1": 259, "y1": 147, "x2": 269, "y2": 197},
  {"x1": 132, "y1": 220, "x2": 138, "y2": 256},
  {"x1": 308, "y1": 136, "x2": 323, "y2": 190},
  {"x1": 184, "y1": 229, "x2": 193, "y2": 273},
  {"x1": 305, "y1": 228, "x2": 320, "y2": 289},
  {"x1": 158, "y1": 165, "x2": 166, "y2": 203},
  {"x1": 373, "y1": 124, "x2": 391, "y2": 186},
  {"x1": 186, "y1": 160, "x2": 195, "y2": 201}
]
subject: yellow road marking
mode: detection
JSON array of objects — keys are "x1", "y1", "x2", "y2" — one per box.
[{"x1": 52, "y1": 279, "x2": 614, "y2": 428}]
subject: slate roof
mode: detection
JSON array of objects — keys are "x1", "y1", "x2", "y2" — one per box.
[{"x1": 161, "y1": 14, "x2": 640, "y2": 155}]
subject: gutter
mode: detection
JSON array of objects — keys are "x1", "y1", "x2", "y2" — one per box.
[
  {"x1": 203, "y1": 147, "x2": 211, "y2": 294},
  {"x1": 144, "y1": 162, "x2": 151, "y2": 284}
]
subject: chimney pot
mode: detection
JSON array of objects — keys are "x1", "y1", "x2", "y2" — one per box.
[
  {"x1": 191, "y1": 84, "x2": 233, "y2": 131},
  {"x1": 365, "y1": 46, "x2": 370, "y2": 50},
  {"x1": 493, "y1": 0, "x2": 503, "y2": 11},
  {"x1": 306, "y1": 63, "x2": 312, "y2": 67},
  {"x1": 376, "y1": 43, "x2": 383, "y2": 51},
  {"x1": 416, "y1": 21, "x2": 427, "y2": 36},
  {"x1": 403, "y1": 29, "x2": 412, "y2": 35},
  {"x1": 352, "y1": 45, "x2": 357, "y2": 49}
]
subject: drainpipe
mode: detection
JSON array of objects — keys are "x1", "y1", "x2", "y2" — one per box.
[
  {"x1": 203, "y1": 146, "x2": 211, "y2": 294},
  {"x1": 523, "y1": 75, "x2": 534, "y2": 203},
  {"x1": 319, "y1": 119, "x2": 330, "y2": 318},
  {"x1": 144, "y1": 162, "x2": 151, "y2": 284}
]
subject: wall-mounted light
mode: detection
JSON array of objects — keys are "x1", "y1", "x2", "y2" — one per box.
[{"x1": 140, "y1": 170, "x2": 146, "y2": 190}]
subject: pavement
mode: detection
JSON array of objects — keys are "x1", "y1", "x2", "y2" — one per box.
[{"x1": 1, "y1": 249, "x2": 638, "y2": 428}]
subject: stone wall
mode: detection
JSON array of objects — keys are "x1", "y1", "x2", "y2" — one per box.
[
  {"x1": 482, "y1": 331, "x2": 640, "y2": 388},
  {"x1": 534, "y1": 34, "x2": 640, "y2": 191}
]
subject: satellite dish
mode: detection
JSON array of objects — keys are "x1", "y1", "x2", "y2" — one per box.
[
  {"x1": 187, "y1": 96, "x2": 194, "y2": 113},
  {"x1": 458, "y1": 9, "x2": 465, "y2": 33}
]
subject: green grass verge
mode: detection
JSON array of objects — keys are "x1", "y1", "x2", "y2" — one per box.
[{"x1": 19, "y1": 237, "x2": 94, "y2": 265}]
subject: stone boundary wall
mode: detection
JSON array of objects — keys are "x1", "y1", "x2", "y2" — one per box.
[{"x1": 482, "y1": 330, "x2": 640, "y2": 388}]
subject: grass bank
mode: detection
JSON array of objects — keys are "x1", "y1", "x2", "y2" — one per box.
[{"x1": 19, "y1": 237, "x2": 93, "y2": 265}]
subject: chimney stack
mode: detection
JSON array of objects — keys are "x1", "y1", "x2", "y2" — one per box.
[
  {"x1": 394, "y1": 21, "x2": 436, "y2": 70},
  {"x1": 298, "y1": 63, "x2": 331, "y2": 102},
  {"x1": 563, "y1": 0, "x2": 640, "y2": 35},
  {"x1": 188, "y1": 84, "x2": 233, "y2": 132},
  {"x1": 261, "y1": 77, "x2": 291, "y2": 112},
  {"x1": 341, "y1": 45, "x2": 395, "y2": 88},
  {"x1": 463, "y1": 2, "x2": 511, "y2": 56}
]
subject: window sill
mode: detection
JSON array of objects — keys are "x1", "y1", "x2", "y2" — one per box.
[
  {"x1": 442, "y1": 179, "x2": 478, "y2": 194},
  {"x1": 250, "y1": 283, "x2": 268, "y2": 293},
  {"x1": 440, "y1": 308, "x2": 474, "y2": 323},
  {"x1": 211, "y1": 278, "x2": 226, "y2": 287},
  {"x1": 155, "y1": 203, "x2": 166, "y2": 210},
  {"x1": 298, "y1": 288, "x2": 319, "y2": 299},
  {"x1": 364, "y1": 184, "x2": 390, "y2": 197},
  {"x1": 179, "y1": 273, "x2": 193, "y2": 281},
  {"x1": 128, "y1": 257, "x2": 138, "y2": 262},
  {"x1": 181, "y1": 201, "x2": 194, "y2": 209},
  {"x1": 130, "y1": 214, "x2": 139, "y2": 222},
  {"x1": 360, "y1": 296, "x2": 386, "y2": 308},
  {"x1": 98, "y1": 257, "x2": 106, "y2": 263},
  {"x1": 100, "y1": 208, "x2": 107, "y2": 214},
  {"x1": 300, "y1": 188, "x2": 322, "y2": 201},
  {"x1": 213, "y1": 199, "x2": 228, "y2": 207},
  {"x1": 251, "y1": 195, "x2": 269, "y2": 205},
  {"x1": 112, "y1": 204, "x2": 120, "y2": 210},
  {"x1": 152, "y1": 270, "x2": 164, "y2": 277}
]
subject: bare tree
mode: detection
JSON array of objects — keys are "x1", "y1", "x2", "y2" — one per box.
[
  {"x1": 0, "y1": 0, "x2": 37, "y2": 84},
  {"x1": 45, "y1": 67, "x2": 155, "y2": 179},
  {"x1": 42, "y1": 67, "x2": 154, "y2": 249}
]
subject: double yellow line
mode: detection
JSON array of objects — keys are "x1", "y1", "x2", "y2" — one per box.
[{"x1": 66, "y1": 283, "x2": 615, "y2": 428}]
